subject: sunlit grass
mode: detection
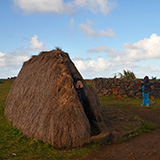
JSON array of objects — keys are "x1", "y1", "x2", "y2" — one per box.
[{"x1": 99, "y1": 96, "x2": 160, "y2": 110}]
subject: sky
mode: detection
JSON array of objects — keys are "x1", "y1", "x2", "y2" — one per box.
[{"x1": 1, "y1": 0, "x2": 160, "y2": 79}]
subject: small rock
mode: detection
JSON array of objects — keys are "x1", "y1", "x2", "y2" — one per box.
[{"x1": 12, "y1": 153, "x2": 16, "y2": 156}]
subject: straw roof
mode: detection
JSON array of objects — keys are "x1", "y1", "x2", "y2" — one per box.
[{"x1": 5, "y1": 49, "x2": 109, "y2": 148}]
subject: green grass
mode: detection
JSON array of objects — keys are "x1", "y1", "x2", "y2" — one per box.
[
  {"x1": 0, "y1": 79, "x2": 101, "y2": 160},
  {"x1": 84, "y1": 80, "x2": 95, "y2": 88},
  {"x1": 99, "y1": 95, "x2": 159, "y2": 144},
  {"x1": 99, "y1": 96, "x2": 160, "y2": 110},
  {"x1": 0, "y1": 79, "x2": 159, "y2": 160},
  {"x1": 116, "y1": 120, "x2": 157, "y2": 144}
]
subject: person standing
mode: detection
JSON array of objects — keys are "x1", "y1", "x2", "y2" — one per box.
[
  {"x1": 141, "y1": 76, "x2": 151, "y2": 106},
  {"x1": 75, "y1": 78, "x2": 86, "y2": 106}
]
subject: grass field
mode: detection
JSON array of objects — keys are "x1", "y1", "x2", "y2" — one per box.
[
  {"x1": 99, "y1": 95, "x2": 160, "y2": 110},
  {"x1": 0, "y1": 79, "x2": 159, "y2": 160}
]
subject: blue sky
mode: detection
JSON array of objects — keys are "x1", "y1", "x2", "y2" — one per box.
[{"x1": 1, "y1": 0, "x2": 160, "y2": 79}]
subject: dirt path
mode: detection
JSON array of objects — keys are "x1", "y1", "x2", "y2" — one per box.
[{"x1": 79, "y1": 109, "x2": 160, "y2": 160}]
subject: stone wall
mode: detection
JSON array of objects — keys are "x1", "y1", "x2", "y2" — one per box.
[{"x1": 94, "y1": 78, "x2": 160, "y2": 98}]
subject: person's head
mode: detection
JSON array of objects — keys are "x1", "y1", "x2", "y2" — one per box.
[
  {"x1": 75, "y1": 78, "x2": 83, "y2": 88},
  {"x1": 144, "y1": 76, "x2": 149, "y2": 82}
]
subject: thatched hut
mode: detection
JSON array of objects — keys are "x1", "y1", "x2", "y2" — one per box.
[{"x1": 5, "y1": 49, "x2": 110, "y2": 148}]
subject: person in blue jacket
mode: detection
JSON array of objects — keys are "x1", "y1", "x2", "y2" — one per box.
[{"x1": 141, "y1": 76, "x2": 151, "y2": 106}]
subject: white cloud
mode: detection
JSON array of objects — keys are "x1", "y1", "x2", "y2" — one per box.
[
  {"x1": 2, "y1": 32, "x2": 160, "y2": 79},
  {"x1": 73, "y1": 56, "x2": 137, "y2": 78},
  {"x1": 0, "y1": 52, "x2": 30, "y2": 67},
  {"x1": 73, "y1": 58, "x2": 113, "y2": 76},
  {"x1": 87, "y1": 33, "x2": 160, "y2": 63},
  {"x1": 72, "y1": 57, "x2": 91, "y2": 61},
  {"x1": 147, "y1": 65, "x2": 160, "y2": 72},
  {"x1": 75, "y1": 0, "x2": 116, "y2": 14},
  {"x1": 79, "y1": 20, "x2": 116, "y2": 37},
  {"x1": 69, "y1": 18, "x2": 75, "y2": 29},
  {"x1": 73, "y1": 56, "x2": 160, "y2": 79},
  {"x1": 0, "y1": 52, "x2": 5, "y2": 57},
  {"x1": 87, "y1": 45, "x2": 116, "y2": 57},
  {"x1": 13, "y1": 0, "x2": 74, "y2": 14},
  {"x1": 29, "y1": 35, "x2": 49, "y2": 51},
  {"x1": 13, "y1": 0, "x2": 116, "y2": 15},
  {"x1": 134, "y1": 65, "x2": 160, "y2": 79},
  {"x1": 0, "y1": 51, "x2": 31, "y2": 78},
  {"x1": 0, "y1": 34, "x2": 51, "y2": 78},
  {"x1": 0, "y1": 52, "x2": 6, "y2": 66},
  {"x1": 113, "y1": 33, "x2": 160, "y2": 62},
  {"x1": 73, "y1": 33, "x2": 160, "y2": 78}
]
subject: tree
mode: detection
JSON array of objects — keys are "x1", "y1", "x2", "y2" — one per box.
[
  {"x1": 117, "y1": 70, "x2": 136, "y2": 79},
  {"x1": 151, "y1": 76, "x2": 157, "y2": 81}
]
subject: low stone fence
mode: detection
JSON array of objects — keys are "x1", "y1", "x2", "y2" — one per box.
[{"x1": 94, "y1": 78, "x2": 160, "y2": 98}]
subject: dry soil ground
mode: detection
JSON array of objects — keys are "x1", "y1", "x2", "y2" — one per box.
[{"x1": 79, "y1": 108, "x2": 160, "y2": 160}]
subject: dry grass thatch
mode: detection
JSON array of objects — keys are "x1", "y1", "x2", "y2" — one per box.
[{"x1": 5, "y1": 50, "x2": 109, "y2": 148}]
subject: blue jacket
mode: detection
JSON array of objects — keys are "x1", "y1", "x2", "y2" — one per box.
[{"x1": 141, "y1": 81, "x2": 151, "y2": 93}]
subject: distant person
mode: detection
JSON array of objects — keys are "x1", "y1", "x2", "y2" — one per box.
[
  {"x1": 141, "y1": 76, "x2": 151, "y2": 106},
  {"x1": 75, "y1": 78, "x2": 86, "y2": 106}
]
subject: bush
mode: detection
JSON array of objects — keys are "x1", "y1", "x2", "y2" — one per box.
[{"x1": 114, "y1": 70, "x2": 136, "y2": 80}]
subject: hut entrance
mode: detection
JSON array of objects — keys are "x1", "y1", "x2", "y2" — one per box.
[
  {"x1": 82, "y1": 97, "x2": 101, "y2": 137},
  {"x1": 74, "y1": 78, "x2": 101, "y2": 136}
]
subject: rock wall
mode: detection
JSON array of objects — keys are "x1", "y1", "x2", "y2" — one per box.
[{"x1": 94, "y1": 78, "x2": 160, "y2": 98}]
